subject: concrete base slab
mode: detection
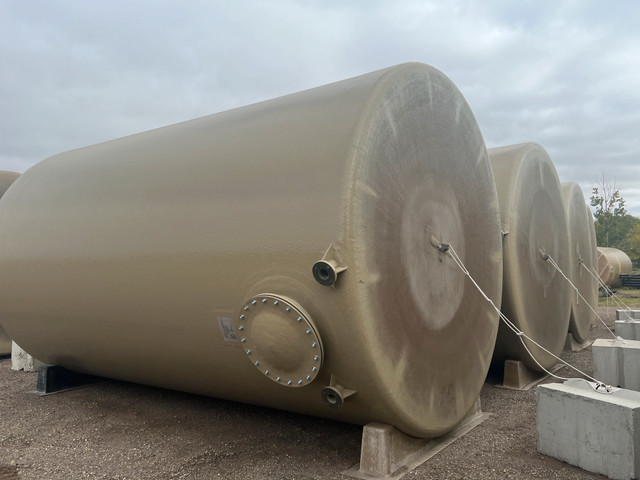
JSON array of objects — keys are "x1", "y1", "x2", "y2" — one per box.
[
  {"x1": 564, "y1": 332, "x2": 593, "y2": 352},
  {"x1": 495, "y1": 360, "x2": 563, "y2": 391},
  {"x1": 11, "y1": 342, "x2": 43, "y2": 372},
  {"x1": 618, "y1": 310, "x2": 640, "y2": 321},
  {"x1": 538, "y1": 379, "x2": 640, "y2": 480},
  {"x1": 616, "y1": 320, "x2": 640, "y2": 340},
  {"x1": 593, "y1": 338, "x2": 640, "y2": 390},
  {"x1": 343, "y1": 399, "x2": 489, "y2": 480}
]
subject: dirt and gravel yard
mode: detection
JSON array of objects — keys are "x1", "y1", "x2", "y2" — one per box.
[{"x1": 0, "y1": 307, "x2": 619, "y2": 479}]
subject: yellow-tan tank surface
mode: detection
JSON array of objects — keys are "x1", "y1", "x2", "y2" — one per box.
[
  {"x1": 0, "y1": 170, "x2": 21, "y2": 355},
  {"x1": 561, "y1": 182, "x2": 598, "y2": 343},
  {"x1": 597, "y1": 247, "x2": 632, "y2": 287},
  {"x1": 489, "y1": 143, "x2": 571, "y2": 371},
  {"x1": 0, "y1": 63, "x2": 503, "y2": 438}
]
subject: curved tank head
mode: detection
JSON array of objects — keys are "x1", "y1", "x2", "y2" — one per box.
[
  {"x1": 489, "y1": 143, "x2": 571, "y2": 371},
  {"x1": 0, "y1": 170, "x2": 21, "y2": 355},
  {"x1": 0, "y1": 63, "x2": 503, "y2": 438},
  {"x1": 561, "y1": 182, "x2": 598, "y2": 343}
]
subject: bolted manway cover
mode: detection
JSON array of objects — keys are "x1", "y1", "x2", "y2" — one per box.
[{"x1": 0, "y1": 63, "x2": 502, "y2": 438}]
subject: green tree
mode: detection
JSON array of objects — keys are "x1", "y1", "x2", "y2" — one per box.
[
  {"x1": 590, "y1": 173, "x2": 639, "y2": 249},
  {"x1": 626, "y1": 223, "x2": 640, "y2": 266}
]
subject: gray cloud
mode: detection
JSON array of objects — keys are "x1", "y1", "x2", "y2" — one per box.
[{"x1": 1, "y1": 0, "x2": 639, "y2": 214}]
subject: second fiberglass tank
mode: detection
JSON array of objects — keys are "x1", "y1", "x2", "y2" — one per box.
[
  {"x1": 0, "y1": 170, "x2": 21, "y2": 355},
  {"x1": 489, "y1": 143, "x2": 571, "y2": 371},
  {"x1": 0, "y1": 63, "x2": 503, "y2": 438},
  {"x1": 561, "y1": 182, "x2": 598, "y2": 343}
]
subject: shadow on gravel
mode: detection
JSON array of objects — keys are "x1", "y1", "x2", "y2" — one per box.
[{"x1": 0, "y1": 464, "x2": 19, "y2": 480}]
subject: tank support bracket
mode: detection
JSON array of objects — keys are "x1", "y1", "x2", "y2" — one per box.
[
  {"x1": 496, "y1": 360, "x2": 564, "y2": 391},
  {"x1": 29, "y1": 365, "x2": 106, "y2": 396},
  {"x1": 564, "y1": 332, "x2": 593, "y2": 352},
  {"x1": 343, "y1": 398, "x2": 489, "y2": 480}
]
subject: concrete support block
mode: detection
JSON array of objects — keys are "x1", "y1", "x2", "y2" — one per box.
[
  {"x1": 618, "y1": 310, "x2": 640, "y2": 321},
  {"x1": 616, "y1": 320, "x2": 640, "y2": 340},
  {"x1": 593, "y1": 338, "x2": 640, "y2": 390},
  {"x1": 538, "y1": 379, "x2": 640, "y2": 480},
  {"x1": 11, "y1": 342, "x2": 43, "y2": 372}
]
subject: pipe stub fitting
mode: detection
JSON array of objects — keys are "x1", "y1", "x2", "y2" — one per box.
[
  {"x1": 321, "y1": 386, "x2": 345, "y2": 409},
  {"x1": 313, "y1": 260, "x2": 338, "y2": 286},
  {"x1": 321, "y1": 376, "x2": 356, "y2": 409}
]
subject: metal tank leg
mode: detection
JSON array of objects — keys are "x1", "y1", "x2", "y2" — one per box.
[
  {"x1": 30, "y1": 365, "x2": 105, "y2": 396},
  {"x1": 343, "y1": 398, "x2": 489, "y2": 480}
]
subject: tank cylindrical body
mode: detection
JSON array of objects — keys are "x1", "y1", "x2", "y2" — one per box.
[
  {"x1": 0, "y1": 63, "x2": 503, "y2": 438},
  {"x1": 561, "y1": 182, "x2": 598, "y2": 343},
  {"x1": 0, "y1": 170, "x2": 21, "y2": 355},
  {"x1": 597, "y1": 247, "x2": 633, "y2": 287},
  {"x1": 488, "y1": 143, "x2": 571, "y2": 371}
]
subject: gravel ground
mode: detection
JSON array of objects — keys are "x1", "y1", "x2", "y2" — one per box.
[{"x1": 0, "y1": 307, "x2": 617, "y2": 480}]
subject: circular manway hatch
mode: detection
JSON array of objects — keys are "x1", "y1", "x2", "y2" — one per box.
[{"x1": 238, "y1": 294, "x2": 323, "y2": 387}]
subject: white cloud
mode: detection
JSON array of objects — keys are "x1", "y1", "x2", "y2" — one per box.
[{"x1": 1, "y1": 0, "x2": 639, "y2": 214}]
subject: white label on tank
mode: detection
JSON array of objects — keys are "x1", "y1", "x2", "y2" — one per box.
[{"x1": 217, "y1": 316, "x2": 239, "y2": 342}]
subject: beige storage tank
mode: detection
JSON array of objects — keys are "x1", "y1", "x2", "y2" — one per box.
[
  {"x1": 585, "y1": 202, "x2": 599, "y2": 329},
  {"x1": 489, "y1": 143, "x2": 571, "y2": 371},
  {"x1": 561, "y1": 182, "x2": 598, "y2": 343},
  {"x1": 0, "y1": 170, "x2": 20, "y2": 355},
  {"x1": 0, "y1": 63, "x2": 503, "y2": 438},
  {"x1": 597, "y1": 247, "x2": 633, "y2": 287}
]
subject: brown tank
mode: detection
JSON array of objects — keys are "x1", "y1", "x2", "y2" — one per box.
[
  {"x1": 0, "y1": 63, "x2": 503, "y2": 438},
  {"x1": 489, "y1": 143, "x2": 571, "y2": 371},
  {"x1": 597, "y1": 247, "x2": 633, "y2": 287},
  {"x1": 560, "y1": 182, "x2": 598, "y2": 343},
  {"x1": 0, "y1": 171, "x2": 21, "y2": 355}
]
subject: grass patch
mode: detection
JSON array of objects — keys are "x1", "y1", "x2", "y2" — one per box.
[{"x1": 599, "y1": 287, "x2": 640, "y2": 307}]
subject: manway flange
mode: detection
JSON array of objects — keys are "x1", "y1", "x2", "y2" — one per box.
[{"x1": 238, "y1": 293, "x2": 323, "y2": 387}]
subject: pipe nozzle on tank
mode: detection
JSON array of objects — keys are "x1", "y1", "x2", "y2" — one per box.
[
  {"x1": 321, "y1": 374, "x2": 356, "y2": 409},
  {"x1": 312, "y1": 260, "x2": 347, "y2": 286}
]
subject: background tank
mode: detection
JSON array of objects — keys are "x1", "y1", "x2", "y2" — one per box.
[
  {"x1": 0, "y1": 63, "x2": 503, "y2": 438},
  {"x1": 489, "y1": 143, "x2": 571, "y2": 371},
  {"x1": 0, "y1": 170, "x2": 21, "y2": 355},
  {"x1": 597, "y1": 247, "x2": 633, "y2": 287},
  {"x1": 561, "y1": 182, "x2": 598, "y2": 343}
]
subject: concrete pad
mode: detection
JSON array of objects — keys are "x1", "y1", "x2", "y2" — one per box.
[
  {"x1": 537, "y1": 379, "x2": 640, "y2": 480},
  {"x1": 616, "y1": 320, "x2": 640, "y2": 340},
  {"x1": 593, "y1": 338, "x2": 640, "y2": 390},
  {"x1": 344, "y1": 399, "x2": 489, "y2": 479},
  {"x1": 618, "y1": 310, "x2": 640, "y2": 321},
  {"x1": 11, "y1": 342, "x2": 43, "y2": 372}
]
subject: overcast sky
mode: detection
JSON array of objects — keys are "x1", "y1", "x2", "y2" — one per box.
[{"x1": 2, "y1": 1, "x2": 639, "y2": 215}]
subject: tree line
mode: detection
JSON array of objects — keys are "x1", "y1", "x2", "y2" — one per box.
[{"x1": 590, "y1": 173, "x2": 640, "y2": 267}]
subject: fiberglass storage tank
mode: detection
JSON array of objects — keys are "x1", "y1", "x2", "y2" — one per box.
[
  {"x1": 0, "y1": 63, "x2": 503, "y2": 438},
  {"x1": 561, "y1": 182, "x2": 598, "y2": 343},
  {"x1": 0, "y1": 170, "x2": 20, "y2": 355},
  {"x1": 488, "y1": 143, "x2": 571, "y2": 371},
  {"x1": 597, "y1": 247, "x2": 633, "y2": 287}
]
